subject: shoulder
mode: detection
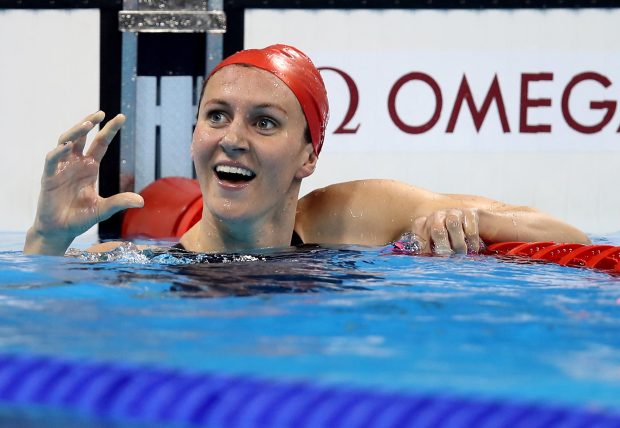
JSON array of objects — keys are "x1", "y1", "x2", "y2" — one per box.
[
  {"x1": 298, "y1": 179, "x2": 428, "y2": 208},
  {"x1": 297, "y1": 179, "x2": 435, "y2": 217},
  {"x1": 295, "y1": 179, "x2": 434, "y2": 245}
]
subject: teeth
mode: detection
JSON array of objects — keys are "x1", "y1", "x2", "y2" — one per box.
[{"x1": 215, "y1": 165, "x2": 254, "y2": 176}]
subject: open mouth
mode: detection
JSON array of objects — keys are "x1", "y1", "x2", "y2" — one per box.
[{"x1": 214, "y1": 165, "x2": 256, "y2": 183}]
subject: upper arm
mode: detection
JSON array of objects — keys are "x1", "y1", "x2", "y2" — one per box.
[{"x1": 296, "y1": 179, "x2": 498, "y2": 245}]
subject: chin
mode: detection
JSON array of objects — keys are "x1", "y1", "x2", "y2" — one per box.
[{"x1": 210, "y1": 203, "x2": 257, "y2": 224}]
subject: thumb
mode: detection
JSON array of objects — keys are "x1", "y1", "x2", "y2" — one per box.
[{"x1": 98, "y1": 192, "x2": 144, "y2": 221}]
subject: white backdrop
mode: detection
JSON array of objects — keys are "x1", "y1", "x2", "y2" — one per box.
[
  {"x1": 246, "y1": 9, "x2": 620, "y2": 234},
  {"x1": 0, "y1": 9, "x2": 99, "y2": 233}
]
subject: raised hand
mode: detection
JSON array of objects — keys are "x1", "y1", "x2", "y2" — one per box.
[{"x1": 24, "y1": 111, "x2": 143, "y2": 255}]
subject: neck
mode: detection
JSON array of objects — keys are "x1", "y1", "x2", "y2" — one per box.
[{"x1": 180, "y1": 198, "x2": 299, "y2": 253}]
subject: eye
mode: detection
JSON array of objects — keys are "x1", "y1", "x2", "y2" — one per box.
[
  {"x1": 256, "y1": 117, "x2": 277, "y2": 131},
  {"x1": 207, "y1": 110, "x2": 228, "y2": 126}
]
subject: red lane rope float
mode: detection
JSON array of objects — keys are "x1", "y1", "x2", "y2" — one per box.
[
  {"x1": 485, "y1": 242, "x2": 620, "y2": 274},
  {"x1": 530, "y1": 243, "x2": 584, "y2": 262},
  {"x1": 121, "y1": 177, "x2": 202, "y2": 239},
  {"x1": 122, "y1": 178, "x2": 620, "y2": 274}
]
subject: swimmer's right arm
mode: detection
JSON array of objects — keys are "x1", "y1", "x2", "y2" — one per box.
[{"x1": 23, "y1": 112, "x2": 144, "y2": 256}]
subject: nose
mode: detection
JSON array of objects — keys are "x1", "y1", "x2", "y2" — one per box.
[{"x1": 219, "y1": 119, "x2": 249, "y2": 155}]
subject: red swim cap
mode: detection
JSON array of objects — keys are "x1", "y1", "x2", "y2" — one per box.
[{"x1": 208, "y1": 44, "x2": 329, "y2": 156}]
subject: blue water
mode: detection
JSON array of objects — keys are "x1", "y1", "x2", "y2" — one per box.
[{"x1": 1, "y1": 232, "x2": 620, "y2": 413}]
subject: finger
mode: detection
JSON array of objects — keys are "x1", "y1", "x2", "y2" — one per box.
[
  {"x1": 410, "y1": 216, "x2": 430, "y2": 254},
  {"x1": 56, "y1": 111, "x2": 104, "y2": 147},
  {"x1": 463, "y1": 209, "x2": 480, "y2": 253},
  {"x1": 43, "y1": 143, "x2": 73, "y2": 178},
  {"x1": 87, "y1": 114, "x2": 126, "y2": 163},
  {"x1": 71, "y1": 133, "x2": 89, "y2": 156},
  {"x1": 429, "y1": 211, "x2": 452, "y2": 255},
  {"x1": 97, "y1": 192, "x2": 144, "y2": 222},
  {"x1": 72, "y1": 111, "x2": 106, "y2": 155},
  {"x1": 446, "y1": 209, "x2": 467, "y2": 254}
]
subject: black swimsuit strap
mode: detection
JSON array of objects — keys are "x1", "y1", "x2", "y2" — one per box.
[
  {"x1": 290, "y1": 230, "x2": 304, "y2": 246},
  {"x1": 171, "y1": 242, "x2": 186, "y2": 250}
]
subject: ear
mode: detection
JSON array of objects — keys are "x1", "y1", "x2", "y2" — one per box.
[{"x1": 295, "y1": 148, "x2": 318, "y2": 180}]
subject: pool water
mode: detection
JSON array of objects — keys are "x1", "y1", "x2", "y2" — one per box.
[{"x1": 1, "y1": 232, "x2": 620, "y2": 417}]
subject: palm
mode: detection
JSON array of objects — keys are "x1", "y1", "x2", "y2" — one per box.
[
  {"x1": 27, "y1": 112, "x2": 143, "y2": 254},
  {"x1": 38, "y1": 151, "x2": 103, "y2": 236}
]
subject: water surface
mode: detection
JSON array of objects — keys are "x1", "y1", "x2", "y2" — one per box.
[{"x1": 1, "y1": 232, "x2": 620, "y2": 411}]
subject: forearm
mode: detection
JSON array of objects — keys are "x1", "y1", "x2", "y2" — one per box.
[
  {"x1": 478, "y1": 208, "x2": 591, "y2": 245},
  {"x1": 23, "y1": 227, "x2": 74, "y2": 256}
]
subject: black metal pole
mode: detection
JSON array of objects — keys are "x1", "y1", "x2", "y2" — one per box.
[{"x1": 98, "y1": 6, "x2": 123, "y2": 240}]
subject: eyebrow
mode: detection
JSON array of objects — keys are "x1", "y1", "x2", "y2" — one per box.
[
  {"x1": 253, "y1": 103, "x2": 287, "y2": 115},
  {"x1": 203, "y1": 98, "x2": 231, "y2": 108},
  {"x1": 203, "y1": 99, "x2": 288, "y2": 115}
]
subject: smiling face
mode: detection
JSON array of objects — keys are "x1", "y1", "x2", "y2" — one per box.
[{"x1": 192, "y1": 65, "x2": 317, "y2": 230}]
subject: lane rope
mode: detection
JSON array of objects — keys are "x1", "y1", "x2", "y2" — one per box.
[
  {"x1": 0, "y1": 353, "x2": 619, "y2": 427},
  {"x1": 485, "y1": 242, "x2": 620, "y2": 274}
]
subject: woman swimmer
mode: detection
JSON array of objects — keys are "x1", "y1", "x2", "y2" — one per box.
[{"x1": 23, "y1": 44, "x2": 590, "y2": 256}]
